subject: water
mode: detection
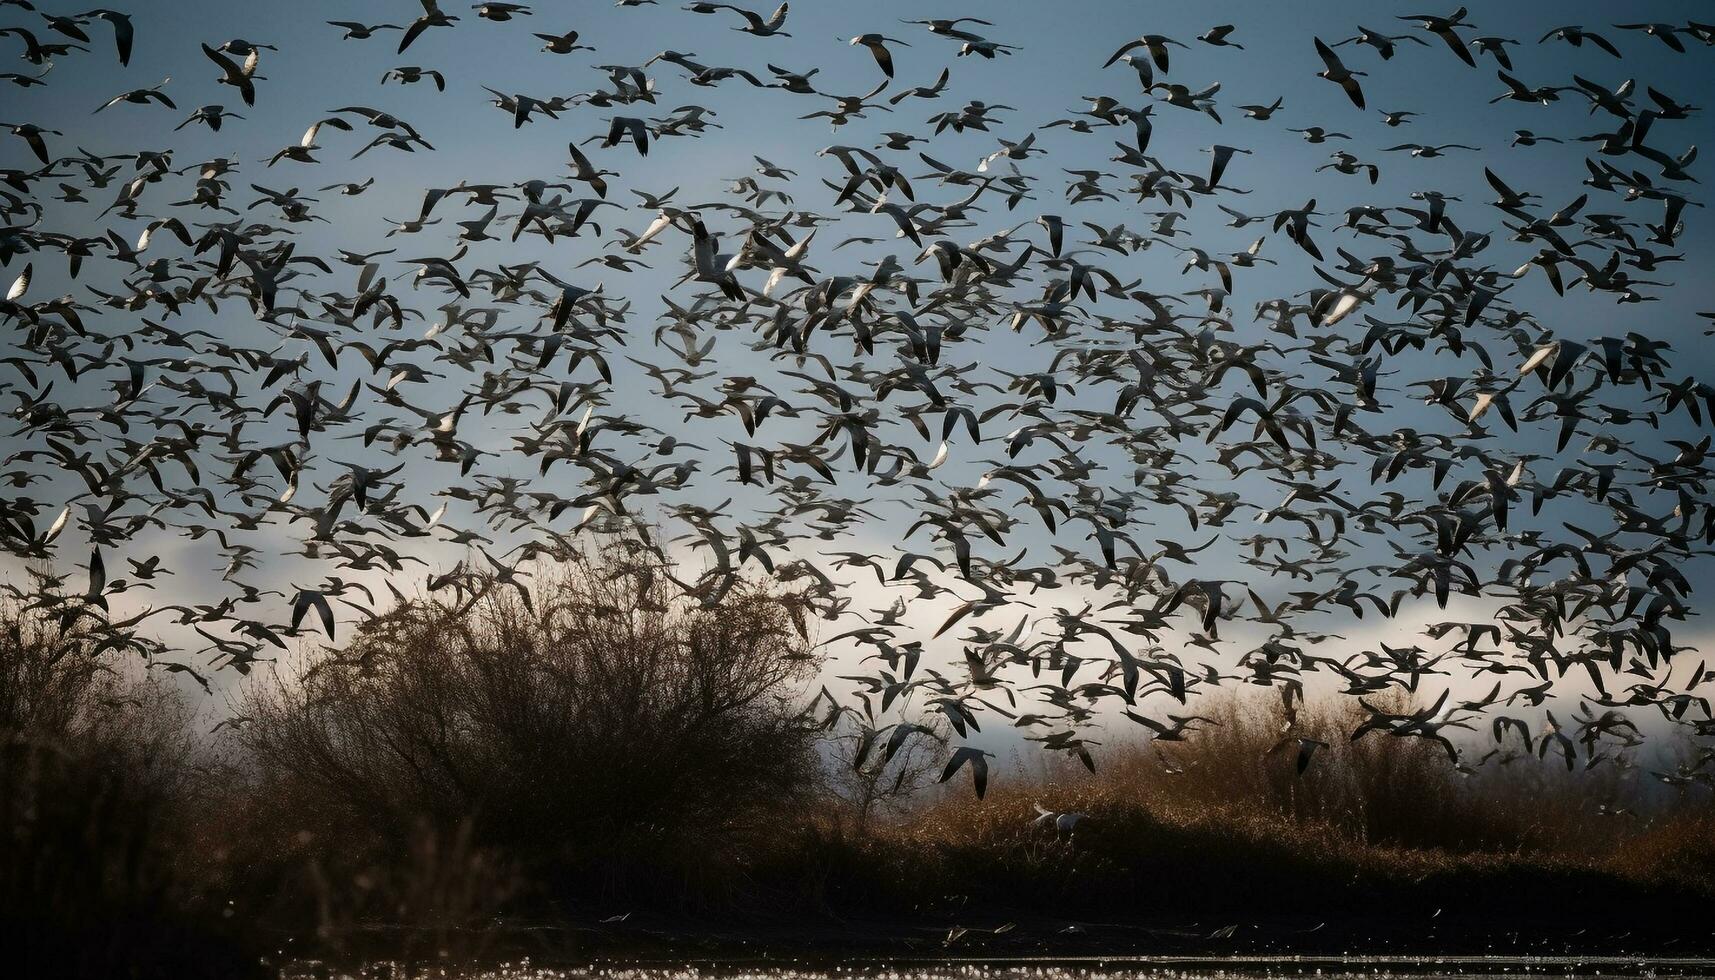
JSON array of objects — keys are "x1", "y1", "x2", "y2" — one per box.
[{"x1": 278, "y1": 958, "x2": 1715, "y2": 980}]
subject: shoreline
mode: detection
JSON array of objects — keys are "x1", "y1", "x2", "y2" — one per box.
[{"x1": 267, "y1": 910, "x2": 1715, "y2": 972}]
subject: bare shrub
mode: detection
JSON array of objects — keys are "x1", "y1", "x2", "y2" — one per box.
[
  {"x1": 235, "y1": 546, "x2": 825, "y2": 922},
  {"x1": 0, "y1": 604, "x2": 246, "y2": 978}
]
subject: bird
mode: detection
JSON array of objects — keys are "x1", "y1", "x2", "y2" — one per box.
[
  {"x1": 473, "y1": 3, "x2": 532, "y2": 20},
  {"x1": 0, "y1": 0, "x2": 1706, "y2": 814},
  {"x1": 1382, "y1": 142, "x2": 1480, "y2": 158},
  {"x1": 5, "y1": 122, "x2": 62, "y2": 163},
  {"x1": 1104, "y1": 34, "x2": 1186, "y2": 72},
  {"x1": 330, "y1": 21, "x2": 402, "y2": 40},
  {"x1": 599, "y1": 116, "x2": 650, "y2": 155},
  {"x1": 1333, "y1": 26, "x2": 1428, "y2": 61},
  {"x1": 1236, "y1": 97, "x2": 1283, "y2": 121},
  {"x1": 382, "y1": 66, "x2": 446, "y2": 90},
  {"x1": 1470, "y1": 35, "x2": 1518, "y2": 68},
  {"x1": 176, "y1": 104, "x2": 245, "y2": 132},
  {"x1": 535, "y1": 29, "x2": 593, "y2": 54},
  {"x1": 1313, "y1": 37, "x2": 1366, "y2": 109},
  {"x1": 1031, "y1": 804, "x2": 1092, "y2": 836},
  {"x1": 1398, "y1": 7, "x2": 1477, "y2": 66},
  {"x1": 941, "y1": 746, "x2": 993, "y2": 798},
  {"x1": 1613, "y1": 23, "x2": 1688, "y2": 53},
  {"x1": 1541, "y1": 25, "x2": 1622, "y2": 58},
  {"x1": 848, "y1": 33, "x2": 907, "y2": 77},
  {"x1": 202, "y1": 44, "x2": 260, "y2": 106},
  {"x1": 698, "y1": 2, "x2": 790, "y2": 38},
  {"x1": 1268, "y1": 735, "x2": 1330, "y2": 774},
  {"x1": 83, "y1": 8, "x2": 134, "y2": 65},
  {"x1": 400, "y1": 0, "x2": 460, "y2": 53},
  {"x1": 1198, "y1": 25, "x2": 1242, "y2": 49},
  {"x1": 94, "y1": 77, "x2": 176, "y2": 113}
]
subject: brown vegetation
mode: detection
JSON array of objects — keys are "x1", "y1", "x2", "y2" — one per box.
[
  {"x1": 5, "y1": 563, "x2": 1715, "y2": 976},
  {"x1": 230, "y1": 552, "x2": 824, "y2": 945},
  {"x1": 0, "y1": 605, "x2": 250, "y2": 979},
  {"x1": 827, "y1": 693, "x2": 1715, "y2": 919}
]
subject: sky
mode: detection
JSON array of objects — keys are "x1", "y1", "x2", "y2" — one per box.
[{"x1": 4, "y1": 0, "x2": 1715, "y2": 767}]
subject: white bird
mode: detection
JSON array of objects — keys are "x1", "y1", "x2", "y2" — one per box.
[{"x1": 1032, "y1": 804, "x2": 1092, "y2": 837}]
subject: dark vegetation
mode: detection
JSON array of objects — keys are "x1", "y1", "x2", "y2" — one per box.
[
  {"x1": 0, "y1": 605, "x2": 251, "y2": 978},
  {"x1": 5, "y1": 555, "x2": 1714, "y2": 977}
]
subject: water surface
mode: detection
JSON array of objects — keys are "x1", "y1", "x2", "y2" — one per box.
[{"x1": 279, "y1": 957, "x2": 1715, "y2": 980}]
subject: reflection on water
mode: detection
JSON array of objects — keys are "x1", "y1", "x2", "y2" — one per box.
[{"x1": 280, "y1": 959, "x2": 1715, "y2": 980}]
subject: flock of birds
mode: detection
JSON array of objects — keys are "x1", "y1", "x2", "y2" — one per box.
[{"x1": 3, "y1": 0, "x2": 1715, "y2": 799}]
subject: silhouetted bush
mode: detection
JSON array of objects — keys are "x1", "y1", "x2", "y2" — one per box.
[
  {"x1": 0, "y1": 605, "x2": 253, "y2": 979},
  {"x1": 232, "y1": 547, "x2": 825, "y2": 942}
]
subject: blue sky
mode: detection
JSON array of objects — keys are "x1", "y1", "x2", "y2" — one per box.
[{"x1": 4, "y1": 0, "x2": 1715, "y2": 764}]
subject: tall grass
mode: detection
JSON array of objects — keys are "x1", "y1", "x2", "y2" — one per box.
[
  {"x1": 1101, "y1": 692, "x2": 1643, "y2": 856},
  {"x1": 815, "y1": 691, "x2": 1715, "y2": 931}
]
